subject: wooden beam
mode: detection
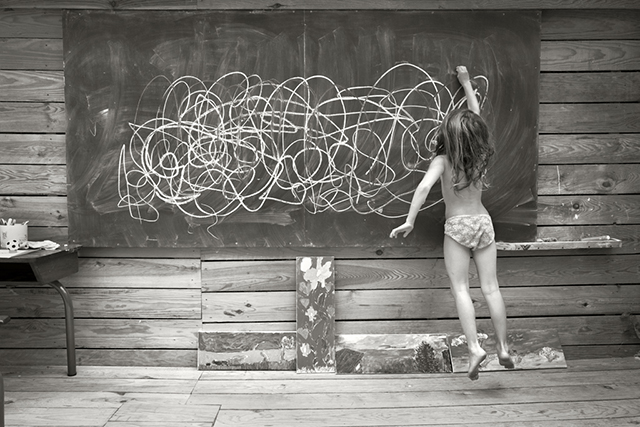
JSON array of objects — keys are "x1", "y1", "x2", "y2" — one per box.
[
  {"x1": 0, "y1": 9, "x2": 63, "y2": 38},
  {"x1": 541, "y1": 10, "x2": 640, "y2": 40},
  {"x1": 2, "y1": 0, "x2": 640, "y2": 9},
  {"x1": 0, "y1": 134, "x2": 66, "y2": 165},
  {"x1": 0, "y1": 319, "x2": 200, "y2": 349},
  {"x1": 0, "y1": 102, "x2": 66, "y2": 133},
  {"x1": 0, "y1": 71, "x2": 64, "y2": 102},
  {"x1": 538, "y1": 164, "x2": 640, "y2": 195},
  {"x1": 0, "y1": 165, "x2": 66, "y2": 196},
  {"x1": 202, "y1": 285, "x2": 640, "y2": 322},
  {"x1": 0, "y1": 196, "x2": 68, "y2": 227},
  {"x1": 539, "y1": 104, "x2": 640, "y2": 133},
  {"x1": 0, "y1": 39, "x2": 62, "y2": 71},
  {"x1": 540, "y1": 72, "x2": 640, "y2": 103},
  {"x1": 541, "y1": 40, "x2": 640, "y2": 71},
  {"x1": 538, "y1": 195, "x2": 640, "y2": 225},
  {"x1": 62, "y1": 258, "x2": 202, "y2": 289},
  {"x1": 0, "y1": 288, "x2": 202, "y2": 319},
  {"x1": 538, "y1": 134, "x2": 640, "y2": 165},
  {"x1": 202, "y1": 315, "x2": 640, "y2": 346},
  {"x1": 0, "y1": 348, "x2": 197, "y2": 367},
  {"x1": 201, "y1": 254, "x2": 640, "y2": 292}
]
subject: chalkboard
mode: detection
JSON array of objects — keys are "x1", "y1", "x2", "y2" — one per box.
[{"x1": 64, "y1": 10, "x2": 540, "y2": 247}]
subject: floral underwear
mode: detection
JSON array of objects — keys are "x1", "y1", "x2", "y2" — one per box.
[{"x1": 444, "y1": 214, "x2": 495, "y2": 251}]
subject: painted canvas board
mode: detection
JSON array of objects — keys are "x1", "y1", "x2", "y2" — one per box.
[
  {"x1": 448, "y1": 329, "x2": 567, "y2": 373},
  {"x1": 64, "y1": 10, "x2": 539, "y2": 247},
  {"x1": 296, "y1": 256, "x2": 336, "y2": 373},
  {"x1": 197, "y1": 331, "x2": 296, "y2": 370},
  {"x1": 336, "y1": 334, "x2": 452, "y2": 374}
]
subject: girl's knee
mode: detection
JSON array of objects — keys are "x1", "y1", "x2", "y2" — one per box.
[
  {"x1": 450, "y1": 283, "x2": 471, "y2": 299},
  {"x1": 480, "y1": 281, "x2": 500, "y2": 297}
]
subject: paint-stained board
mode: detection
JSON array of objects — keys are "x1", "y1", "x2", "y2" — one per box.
[{"x1": 296, "y1": 256, "x2": 336, "y2": 373}]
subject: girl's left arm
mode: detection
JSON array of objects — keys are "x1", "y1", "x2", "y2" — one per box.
[{"x1": 390, "y1": 156, "x2": 445, "y2": 238}]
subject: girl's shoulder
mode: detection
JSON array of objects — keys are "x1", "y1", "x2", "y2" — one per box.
[
  {"x1": 427, "y1": 154, "x2": 449, "y2": 175},
  {"x1": 431, "y1": 154, "x2": 449, "y2": 167}
]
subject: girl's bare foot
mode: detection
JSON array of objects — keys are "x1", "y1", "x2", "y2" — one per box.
[
  {"x1": 498, "y1": 351, "x2": 515, "y2": 369},
  {"x1": 467, "y1": 348, "x2": 487, "y2": 380}
]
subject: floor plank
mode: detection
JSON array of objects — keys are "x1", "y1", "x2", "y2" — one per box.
[
  {"x1": 1, "y1": 357, "x2": 639, "y2": 427},
  {"x1": 5, "y1": 407, "x2": 117, "y2": 427},
  {"x1": 212, "y1": 400, "x2": 640, "y2": 426},
  {"x1": 109, "y1": 402, "x2": 220, "y2": 423},
  {"x1": 193, "y1": 370, "x2": 639, "y2": 394},
  {"x1": 187, "y1": 383, "x2": 640, "y2": 409}
]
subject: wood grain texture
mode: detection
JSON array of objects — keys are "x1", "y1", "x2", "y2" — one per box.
[
  {"x1": 0, "y1": 318, "x2": 200, "y2": 348},
  {"x1": 0, "y1": 348, "x2": 198, "y2": 367},
  {"x1": 538, "y1": 134, "x2": 640, "y2": 164},
  {"x1": 24, "y1": 225, "x2": 69, "y2": 242},
  {"x1": 0, "y1": 70, "x2": 65, "y2": 102},
  {"x1": 77, "y1": 247, "x2": 201, "y2": 258},
  {"x1": 60, "y1": 258, "x2": 201, "y2": 288},
  {"x1": 0, "y1": 39, "x2": 62, "y2": 70},
  {"x1": 539, "y1": 104, "x2": 640, "y2": 133},
  {"x1": 202, "y1": 285, "x2": 640, "y2": 322},
  {"x1": 201, "y1": 255, "x2": 640, "y2": 292},
  {"x1": 541, "y1": 40, "x2": 640, "y2": 71},
  {"x1": 538, "y1": 195, "x2": 640, "y2": 225},
  {"x1": 3, "y1": 0, "x2": 640, "y2": 9},
  {"x1": 1, "y1": 359, "x2": 638, "y2": 426},
  {"x1": 0, "y1": 165, "x2": 66, "y2": 195},
  {"x1": 208, "y1": 400, "x2": 640, "y2": 426},
  {"x1": 0, "y1": 102, "x2": 66, "y2": 133},
  {"x1": 201, "y1": 245, "x2": 440, "y2": 260},
  {"x1": 541, "y1": 9, "x2": 640, "y2": 40},
  {"x1": 0, "y1": 196, "x2": 68, "y2": 226},
  {"x1": 110, "y1": 402, "x2": 220, "y2": 423},
  {"x1": 0, "y1": 9, "x2": 63, "y2": 38},
  {"x1": 0, "y1": 288, "x2": 201, "y2": 319},
  {"x1": 539, "y1": 72, "x2": 640, "y2": 103},
  {"x1": 202, "y1": 314, "x2": 640, "y2": 345},
  {"x1": 538, "y1": 164, "x2": 640, "y2": 195},
  {"x1": 0, "y1": 134, "x2": 66, "y2": 164},
  {"x1": 189, "y1": 383, "x2": 640, "y2": 409}
]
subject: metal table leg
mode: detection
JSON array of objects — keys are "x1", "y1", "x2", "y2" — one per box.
[{"x1": 48, "y1": 281, "x2": 77, "y2": 376}]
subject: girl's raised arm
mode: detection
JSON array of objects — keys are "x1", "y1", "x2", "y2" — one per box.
[{"x1": 456, "y1": 65, "x2": 480, "y2": 115}]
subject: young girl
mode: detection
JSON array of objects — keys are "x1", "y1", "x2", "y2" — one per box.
[{"x1": 390, "y1": 65, "x2": 514, "y2": 380}]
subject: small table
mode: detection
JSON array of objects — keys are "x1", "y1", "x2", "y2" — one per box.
[{"x1": 0, "y1": 246, "x2": 79, "y2": 376}]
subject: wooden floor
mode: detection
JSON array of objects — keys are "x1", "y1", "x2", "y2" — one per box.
[{"x1": 2, "y1": 357, "x2": 640, "y2": 427}]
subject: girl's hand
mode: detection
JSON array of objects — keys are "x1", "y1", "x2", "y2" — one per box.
[
  {"x1": 456, "y1": 65, "x2": 470, "y2": 85},
  {"x1": 390, "y1": 223, "x2": 414, "y2": 238}
]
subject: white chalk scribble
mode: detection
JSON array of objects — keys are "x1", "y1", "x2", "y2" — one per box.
[{"x1": 118, "y1": 63, "x2": 487, "y2": 227}]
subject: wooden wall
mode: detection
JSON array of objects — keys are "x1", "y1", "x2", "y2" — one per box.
[{"x1": 1, "y1": 1, "x2": 639, "y2": 368}]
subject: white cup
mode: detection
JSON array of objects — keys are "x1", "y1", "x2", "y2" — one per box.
[{"x1": 0, "y1": 224, "x2": 29, "y2": 251}]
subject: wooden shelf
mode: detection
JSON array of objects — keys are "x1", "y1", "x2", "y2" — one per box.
[{"x1": 496, "y1": 237, "x2": 622, "y2": 251}]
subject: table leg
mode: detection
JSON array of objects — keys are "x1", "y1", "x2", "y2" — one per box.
[{"x1": 48, "y1": 281, "x2": 77, "y2": 376}]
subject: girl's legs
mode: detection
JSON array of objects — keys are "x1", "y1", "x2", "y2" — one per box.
[
  {"x1": 443, "y1": 235, "x2": 486, "y2": 380},
  {"x1": 472, "y1": 241, "x2": 514, "y2": 368}
]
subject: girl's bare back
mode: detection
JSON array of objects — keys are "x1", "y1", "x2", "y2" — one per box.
[{"x1": 438, "y1": 155, "x2": 489, "y2": 219}]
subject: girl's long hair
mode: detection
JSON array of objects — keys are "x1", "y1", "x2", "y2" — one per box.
[{"x1": 434, "y1": 108, "x2": 494, "y2": 192}]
